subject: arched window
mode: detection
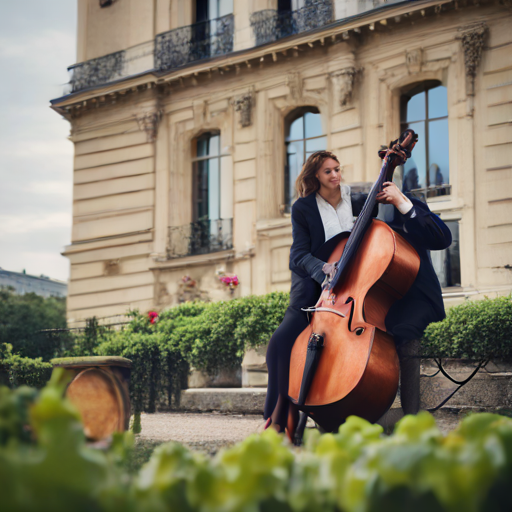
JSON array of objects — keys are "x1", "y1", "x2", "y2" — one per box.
[
  {"x1": 285, "y1": 107, "x2": 326, "y2": 208},
  {"x1": 400, "y1": 81, "x2": 450, "y2": 199}
]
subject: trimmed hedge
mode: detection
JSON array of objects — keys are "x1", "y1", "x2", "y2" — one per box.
[
  {"x1": 91, "y1": 293, "x2": 289, "y2": 413},
  {"x1": 1, "y1": 375, "x2": 512, "y2": 512},
  {"x1": 421, "y1": 295, "x2": 512, "y2": 360},
  {"x1": 0, "y1": 344, "x2": 52, "y2": 389}
]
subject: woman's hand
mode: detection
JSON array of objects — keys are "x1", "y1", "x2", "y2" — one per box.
[
  {"x1": 376, "y1": 182, "x2": 410, "y2": 208},
  {"x1": 322, "y1": 263, "x2": 337, "y2": 280}
]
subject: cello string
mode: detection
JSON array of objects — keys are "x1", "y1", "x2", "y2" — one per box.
[{"x1": 329, "y1": 151, "x2": 396, "y2": 290}]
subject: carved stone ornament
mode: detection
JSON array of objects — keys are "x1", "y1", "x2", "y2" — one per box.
[
  {"x1": 234, "y1": 92, "x2": 254, "y2": 127},
  {"x1": 331, "y1": 67, "x2": 361, "y2": 108},
  {"x1": 136, "y1": 110, "x2": 163, "y2": 142},
  {"x1": 287, "y1": 72, "x2": 302, "y2": 100},
  {"x1": 406, "y1": 48, "x2": 423, "y2": 75},
  {"x1": 457, "y1": 23, "x2": 488, "y2": 97}
]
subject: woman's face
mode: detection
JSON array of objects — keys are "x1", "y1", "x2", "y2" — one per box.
[{"x1": 315, "y1": 158, "x2": 342, "y2": 191}]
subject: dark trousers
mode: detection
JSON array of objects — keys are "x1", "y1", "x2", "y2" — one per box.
[
  {"x1": 396, "y1": 339, "x2": 421, "y2": 415},
  {"x1": 264, "y1": 305, "x2": 309, "y2": 423}
]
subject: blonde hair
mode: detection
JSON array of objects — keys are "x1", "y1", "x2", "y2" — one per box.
[{"x1": 295, "y1": 150, "x2": 341, "y2": 198}]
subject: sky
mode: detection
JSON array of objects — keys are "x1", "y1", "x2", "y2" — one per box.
[{"x1": 0, "y1": 1, "x2": 77, "y2": 282}]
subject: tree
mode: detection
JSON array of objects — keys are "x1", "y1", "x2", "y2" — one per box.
[{"x1": 0, "y1": 288, "x2": 68, "y2": 360}]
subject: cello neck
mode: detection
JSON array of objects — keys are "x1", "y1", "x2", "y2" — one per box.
[{"x1": 328, "y1": 129, "x2": 417, "y2": 291}]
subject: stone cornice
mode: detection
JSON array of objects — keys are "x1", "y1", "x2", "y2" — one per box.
[{"x1": 50, "y1": 0, "x2": 470, "y2": 118}]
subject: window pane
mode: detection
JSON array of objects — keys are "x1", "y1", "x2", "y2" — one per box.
[
  {"x1": 208, "y1": 157, "x2": 220, "y2": 221},
  {"x1": 431, "y1": 220, "x2": 460, "y2": 287},
  {"x1": 209, "y1": 134, "x2": 220, "y2": 156},
  {"x1": 402, "y1": 121, "x2": 426, "y2": 192},
  {"x1": 428, "y1": 85, "x2": 448, "y2": 119},
  {"x1": 304, "y1": 112, "x2": 323, "y2": 139},
  {"x1": 428, "y1": 118, "x2": 449, "y2": 187},
  {"x1": 406, "y1": 91, "x2": 426, "y2": 123},
  {"x1": 287, "y1": 140, "x2": 304, "y2": 202},
  {"x1": 287, "y1": 116, "x2": 304, "y2": 141},
  {"x1": 306, "y1": 136, "x2": 327, "y2": 153},
  {"x1": 197, "y1": 136, "x2": 209, "y2": 157},
  {"x1": 218, "y1": 0, "x2": 233, "y2": 16},
  {"x1": 196, "y1": 160, "x2": 209, "y2": 220}
]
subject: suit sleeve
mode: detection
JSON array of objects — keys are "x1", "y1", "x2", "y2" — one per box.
[
  {"x1": 401, "y1": 198, "x2": 452, "y2": 250},
  {"x1": 289, "y1": 202, "x2": 326, "y2": 284},
  {"x1": 351, "y1": 191, "x2": 379, "y2": 218}
]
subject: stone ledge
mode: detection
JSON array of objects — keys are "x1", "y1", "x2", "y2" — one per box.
[{"x1": 179, "y1": 388, "x2": 267, "y2": 414}]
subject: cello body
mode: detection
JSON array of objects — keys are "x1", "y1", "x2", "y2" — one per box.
[{"x1": 288, "y1": 219, "x2": 420, "y2": 432}]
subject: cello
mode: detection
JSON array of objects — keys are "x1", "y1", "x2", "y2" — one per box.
[{"x1": 288, "y1": 129, "x2": 419, "y2": 440}]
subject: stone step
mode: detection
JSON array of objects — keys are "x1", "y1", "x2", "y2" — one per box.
[
  {"x1": 179, "y1": 387, "x2": 267, "y2": 415},
  {"x1": 177, "y1": 380, "x2": 512, "y2": 417}
]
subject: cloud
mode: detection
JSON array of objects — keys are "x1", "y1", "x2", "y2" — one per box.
[
  {"x1": 26, "y1": 180, "x2": 71, "y2": 196},
  {"x1": 0, "y1": 212, "x2": 71, "y2": 235},
  {"x1": 0, "y1": 0, "x2": 76, "y2": 281}
]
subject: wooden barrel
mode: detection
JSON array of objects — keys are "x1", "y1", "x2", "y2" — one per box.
[{"x1": 51, "y1": 356, "x2": 131, "y2": 441}]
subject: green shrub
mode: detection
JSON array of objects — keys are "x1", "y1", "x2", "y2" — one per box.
[
  {"x1": 96, "y1": 326, "x2": 187, "y2": 414},
  {"x1": 78, "y1": 293, "x2": 289, "y2": 413},
  {"x1": 1, "y1": 376, "x2": 512, "y2": 512},
  {"x1": 139, "y1": 291, "x2": 288, "y2": 375},
  {"x1": 422, "y1": 295, "x2": 512, "y2": 360},
  {"x1": 0, "y1": 288, "x2": 69, "y2": 360},
  {"x1": 0, "y1": 343, "x2": 52, "y2": 389}
]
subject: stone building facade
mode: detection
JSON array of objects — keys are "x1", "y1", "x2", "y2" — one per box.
[{"x1": 51, "y1": 0, "x2": 512, "y2": 326}]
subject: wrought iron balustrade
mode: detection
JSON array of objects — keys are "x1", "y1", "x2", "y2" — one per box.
[
  {"x1": 250, "y1": 0, "x2": 333, "y2": 46},
  {"x1": 167, "y1": 218, "x2": 233, "y2": 259},
  {"x1": 68, "y1": 40, "x2": 154, "y2": 93},
  {"x1": 155, "y1": 14, "x2": 234, "y2": 73},
  {"x1": 69, "y1": 51, "x2": 125, "y2": 92}
]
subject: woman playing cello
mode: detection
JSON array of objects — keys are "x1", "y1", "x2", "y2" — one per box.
[{"x1": 264, "y1": 149, "x2": 452, "y2": 433}]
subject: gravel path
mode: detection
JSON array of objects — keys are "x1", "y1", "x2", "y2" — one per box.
[
  {"x1": 139, "y1": 412, "x2": 263, "y2": 454},
  {"x1": 138, "y1": 409, "x2": 460, "y2": 454}
]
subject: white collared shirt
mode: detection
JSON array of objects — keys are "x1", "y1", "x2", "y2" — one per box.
[{"x1": 316, "y1": 185, "x2": 355, "y2": 242}]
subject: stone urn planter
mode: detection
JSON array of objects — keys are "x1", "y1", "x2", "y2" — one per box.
[{"x1": 51, "y1": 356, "x2": 132, "y2": 441}]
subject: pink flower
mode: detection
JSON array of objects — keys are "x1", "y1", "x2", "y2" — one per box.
[
  {"x1": 148, "y1": 311, "x2": 159, "y2": 324},
  {"x1": 219, "y1": 274, "x2": 239, "y2": 288}
]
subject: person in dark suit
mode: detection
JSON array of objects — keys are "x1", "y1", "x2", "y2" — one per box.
[{"x1": 264, "y1": 150, "x2": 452, "y2": 433}]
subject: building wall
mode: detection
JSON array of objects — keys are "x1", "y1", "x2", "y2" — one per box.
[{"x1": 58, "y1": 1, "x2": 512, "y2": 325}]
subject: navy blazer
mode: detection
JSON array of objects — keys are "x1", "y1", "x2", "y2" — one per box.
[{"x1": 289, "y1": 192, "x2": 452, "y2": 343}]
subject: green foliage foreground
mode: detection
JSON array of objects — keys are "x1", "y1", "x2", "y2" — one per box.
[{"x1": 1, "y1": 373, "x2": 512, "y2": 512}]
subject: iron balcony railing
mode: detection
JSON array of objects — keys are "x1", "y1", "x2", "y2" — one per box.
[
  {"x1": 167, "y1": 218, "x2": 233, "y2": 259},
  {"x1": 67, "y1": 14, "x2": 234, "y2": 93},
  {"x1": 250, "y1": 0, "x2": 333, "y2": 46},
  {"x1": 68, "y1": 40, "x2": 155, "y2": 93},
  {"x1": 155, "y1": 14, "x2": 234, "y2": 73}
]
